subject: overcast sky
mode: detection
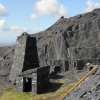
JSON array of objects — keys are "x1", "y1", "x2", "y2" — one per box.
[{"x1": 0, "y1": 0, "x2": 100, "y2": 45}]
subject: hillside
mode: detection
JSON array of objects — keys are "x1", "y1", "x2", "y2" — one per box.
[{"x1": 0, "y1": 47, "x2": 14, "y2": 85}]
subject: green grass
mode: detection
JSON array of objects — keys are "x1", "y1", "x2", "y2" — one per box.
[
  {"x1": 0, "y1": 88, "x2": 33, "y2": 100},
  {"x1": 0, "y1": 83, "x2": 75, "y2": 100}
]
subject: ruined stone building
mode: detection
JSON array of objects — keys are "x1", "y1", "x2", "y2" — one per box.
[
  {"x1": 9, "y1": 33, "x2": 39, "y2": 82},
  {"x1": 9, "y1": 9, "x2": 100, "y2": 94},
  {"x1": 9, "y1": 33, "x2": 50, "y2": 93},
  {"x1": 9, "y1": 31, "x2": 70, "y2": 83}
]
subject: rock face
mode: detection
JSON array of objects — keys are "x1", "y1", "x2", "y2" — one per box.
[
  {"x1": 31, "y1": 9, "x2": 100, "y2": 71},
  {"x1": 0, "y1": 46, "x2": 14, "y2": 84},
  {"x1": 35, "y1": 9, "x2": 100, "y2": 48},
  {"x1": 65, "y1": 67, "x2": 100, "y2": 100}
]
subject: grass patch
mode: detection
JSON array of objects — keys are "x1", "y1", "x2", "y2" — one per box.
[
  {"x1": 0, "y1": 88, "x2": 33, "y2": 100},
  {"x1": 0, "y1": 82, "x2": 76, "y2": 100}
]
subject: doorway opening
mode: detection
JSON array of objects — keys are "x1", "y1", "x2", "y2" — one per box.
[
  {"x1": 23, "y1": 77, "x2": 32, "y2": 92},
  {"x1": 54, "y1": 66, "x2": 61, "y2": 74}
]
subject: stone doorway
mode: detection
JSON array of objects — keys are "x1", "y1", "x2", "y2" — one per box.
[{"x1": 23, "y1": 77, "x2": 32, "y2": 92}]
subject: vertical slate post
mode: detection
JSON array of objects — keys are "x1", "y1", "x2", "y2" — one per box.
[
  {"x1": 31, "y1": 72, "x2": 37, "y2": 94},
  {"x1": 16, "y1": 76, "x2": 23, "y2": 92}
]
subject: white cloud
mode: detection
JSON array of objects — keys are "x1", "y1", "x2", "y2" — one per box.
[
  {"x1": 0, "y1": 20, "x2": 31, "y2": 36},
  {"x1": 9, "y1": 26, "x2": 27, "y2": 35},
  {"x1": 31, "y1": 0, "x2": 68, "y2": 20},
  {"x1": 0, "y1": 19, "x2": 6, "y2": 30},
  {"x1": 0, "y1": 4, "x2": 7, "y2": 16},
  {"x1": 85, "y1": 0, "x2": 100, "y2": 12}
]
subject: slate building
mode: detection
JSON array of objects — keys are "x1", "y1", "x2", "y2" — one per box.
[{"x1": 9, "y1": 33, "x2": 50, "y2": 94}]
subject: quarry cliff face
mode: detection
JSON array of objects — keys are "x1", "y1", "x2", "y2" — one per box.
[
  {"x1": 1, "y1": 9, "x2": 100, "y2": 82},
  {"x1": 31, "y1": 9, "x2": 100, "y2": 67}
]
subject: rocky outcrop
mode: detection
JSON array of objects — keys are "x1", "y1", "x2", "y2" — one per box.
[
  {"x1": 65, "y1": 67, "x2": 100, "y2": 100},
  {"x1": 0, "y1": 46, "x2": 14, "y2": 84}
]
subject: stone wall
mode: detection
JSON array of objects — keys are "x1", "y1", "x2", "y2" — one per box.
[{"x1": 9, "y1": 33, "x2": 28, "y2": 83}]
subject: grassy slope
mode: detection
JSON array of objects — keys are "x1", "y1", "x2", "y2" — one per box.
[
  {"x1": 0, "y1": 88, "x2": 33, "y2": 100},
  {"x1": 0, "y1": 82, "x2": 75, "y2": 100}
]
